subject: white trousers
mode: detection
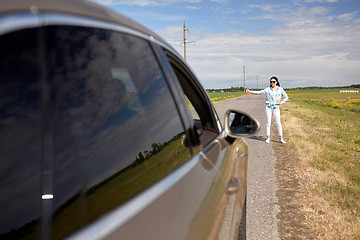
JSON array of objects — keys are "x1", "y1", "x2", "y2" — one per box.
[{"x1": 265, "y1": 107, "x2": 283, "y2": 137}]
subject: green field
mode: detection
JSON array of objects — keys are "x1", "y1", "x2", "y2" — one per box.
[
  {"x1": 286, "y1": 88, "x2": 360, "y2": 112},
  {"x1": 207, "y1": 88, "x2": 360, "y2": 110},
  {"x1": 281, "y1": 88, "x2": 360, "y2": 239},
  {"x1": 207, "y1": 91, "x2": 246, "y2": 102}
]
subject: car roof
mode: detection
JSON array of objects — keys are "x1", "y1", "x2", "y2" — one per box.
[{"x1": 0, "y1": 0, "x2": 169, "y2": 48}]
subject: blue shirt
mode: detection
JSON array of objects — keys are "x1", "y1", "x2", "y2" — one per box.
[{"x1": 252, "y1": 87, "x2": 288, "y2": 109}]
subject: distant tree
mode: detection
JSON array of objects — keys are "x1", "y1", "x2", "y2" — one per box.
[{"x1": 135, "y1": 152, "x2": 145, "y2": 166}]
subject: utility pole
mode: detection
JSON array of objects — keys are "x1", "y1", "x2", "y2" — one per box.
[
  {"x1": 257, "y1": 76, "x2": 259, "y2": 90},
  {"x1": 182, "y1": 22, "x2": 195, "y2": 62},
  {"x1": 243, "y1": 65, "x2": 246, "y2": 93}
]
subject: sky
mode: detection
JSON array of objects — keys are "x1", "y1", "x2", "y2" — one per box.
[{"x1": 95, "y1": 0, "x2": 360, "y2": 89}]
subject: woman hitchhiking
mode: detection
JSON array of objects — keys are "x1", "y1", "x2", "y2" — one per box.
[{"x1": 246, "y1": 76, "x2": 288, "y2": 144}]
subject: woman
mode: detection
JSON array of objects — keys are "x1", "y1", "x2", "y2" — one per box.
[{"x1": 246, "y1": 76, "x2": 288, "y2": 144}]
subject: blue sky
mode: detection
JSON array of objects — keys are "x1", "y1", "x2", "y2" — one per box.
[{"x1": 95, "y1": 0, "x2": 360, "y2": 89}]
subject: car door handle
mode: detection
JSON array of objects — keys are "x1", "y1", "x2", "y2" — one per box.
[{"x1": 226, "y1": 176, "x2": 241, "y2": 194}]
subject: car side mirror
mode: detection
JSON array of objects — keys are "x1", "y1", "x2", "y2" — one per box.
[{"x1": 225, "y1": 110, "x2": 260, "y2": 138}]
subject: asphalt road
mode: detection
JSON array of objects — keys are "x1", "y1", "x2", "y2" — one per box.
[{"x1": 213, "y1": 94, "x2": 280, "y2": 240}]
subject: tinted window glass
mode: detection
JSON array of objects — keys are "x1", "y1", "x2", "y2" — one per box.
[
  {"x1": 0, "y1": 29, "x2": 41, "y2": 239},
  {"x1": 46, "y1": 26, "x2": 191, "y2": 239},
  {"x1": 167, "y1": 58, "x2": 219, "y2": 147}
]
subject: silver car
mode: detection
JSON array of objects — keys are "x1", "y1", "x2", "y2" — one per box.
[{"x1": 0, "y1": 0, "x2": 259, "y2": 239}]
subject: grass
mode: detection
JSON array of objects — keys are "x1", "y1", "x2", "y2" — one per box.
[
  {"x1": 280, "y1": 88, "x2": 360, "y2": 239},
  {"x1": 207, "y1": 91, "x2": 246, "y2": 102},
  {"x1": 286, "y1": 88, "x2": 360, "y2": 112}
]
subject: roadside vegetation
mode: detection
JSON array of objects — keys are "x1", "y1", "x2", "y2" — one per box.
[
  {"x1": 207, "y1": 90, "x2": 245, "y2": 102},
  {"x1": 280, "y1": 88, "x2": 360, "y2": 239}
]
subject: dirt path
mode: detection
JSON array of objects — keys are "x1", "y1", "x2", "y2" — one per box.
[{"x1": 274, "y1": 142, "x2": 314, "y2": 239}]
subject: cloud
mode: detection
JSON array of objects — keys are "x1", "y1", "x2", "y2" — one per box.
[
  {"x1": 95, "y1": 0, "x2": 202, "y2": 6},
  {"x1": 210, "y1": 0, "x2": 228, "y2": 3},
  {"x1": 309, "y1": 6, "x2": 331, "y2": 15},
  {"x1": 186, "y1": 6, "x2": 200, "y2": 10},
  {"x1": 336, "y1": 11, "x2": 358, "y2": 21},
  {"x1": 248, "y1": 4, "x2": 283, "y2": 12},
  {"x1": 157, "y1": 5, "x2": 360, "y2": 88},
  {"x1": 304, "y1": 0, "x2": 339, "y2": 3},
  {"x1": 142, "y1": 11, "x2": 186, "y2": 21}
]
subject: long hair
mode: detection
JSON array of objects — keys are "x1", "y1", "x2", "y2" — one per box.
[{"x1": 270, "y1": 76, "x2": 280, "y2": 87}]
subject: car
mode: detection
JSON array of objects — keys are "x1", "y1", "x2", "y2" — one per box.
[{"x1": 0, "y1": 0, "x2": 259, "y2": 239}]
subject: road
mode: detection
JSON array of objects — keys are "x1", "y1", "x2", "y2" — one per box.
[{"x1": 213, "y1": 94, "x2": 280, "y2": 240}]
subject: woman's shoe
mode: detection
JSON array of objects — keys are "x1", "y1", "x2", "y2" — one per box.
[
  {"x1": 280, "y1": 139, "x2": 286, "y2": 144},
  {"x1": 265, "y1": 138, "x2": 270, "y2": 144}
]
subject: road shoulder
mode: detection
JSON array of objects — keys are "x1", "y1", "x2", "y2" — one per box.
[{"x1": 273, "y1": 140, "x2": 313, "y2": 239}]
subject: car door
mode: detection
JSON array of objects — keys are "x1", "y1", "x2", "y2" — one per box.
[
  {"x1": 153, "y1": 46, "x2": 249, "y2": 239},
  {"x1": 67, "y1": 30, "x2": 246, "y2": 239}
]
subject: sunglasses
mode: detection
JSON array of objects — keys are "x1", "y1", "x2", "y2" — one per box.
[{"x1": 270, "y1": 81, "x2": 276, "y2": 83}]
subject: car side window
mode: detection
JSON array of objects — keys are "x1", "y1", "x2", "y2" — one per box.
[
  {"x1": 46, "y1": 26, "x2": 194, "y2": 239},
  {"x1": 165, "y1": 54, "x2": 220, "y2": 148},
  {"x1": 185, "y1": 96, "x2": 201, "y2": 120},
  {"x1": 0, "y1": 29, "x2": 42, "y2": 239},
  {"x1": 44, "y1": 26, "x2": 194, "y2": 238}
]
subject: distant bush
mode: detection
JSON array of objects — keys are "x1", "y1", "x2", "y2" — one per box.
[
  {"x1": 323, "y1": 97, "x2": 360, "y2": 111},
  {"x1": 325, "y1": 97, "x2": 342, "y2": 108}
]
